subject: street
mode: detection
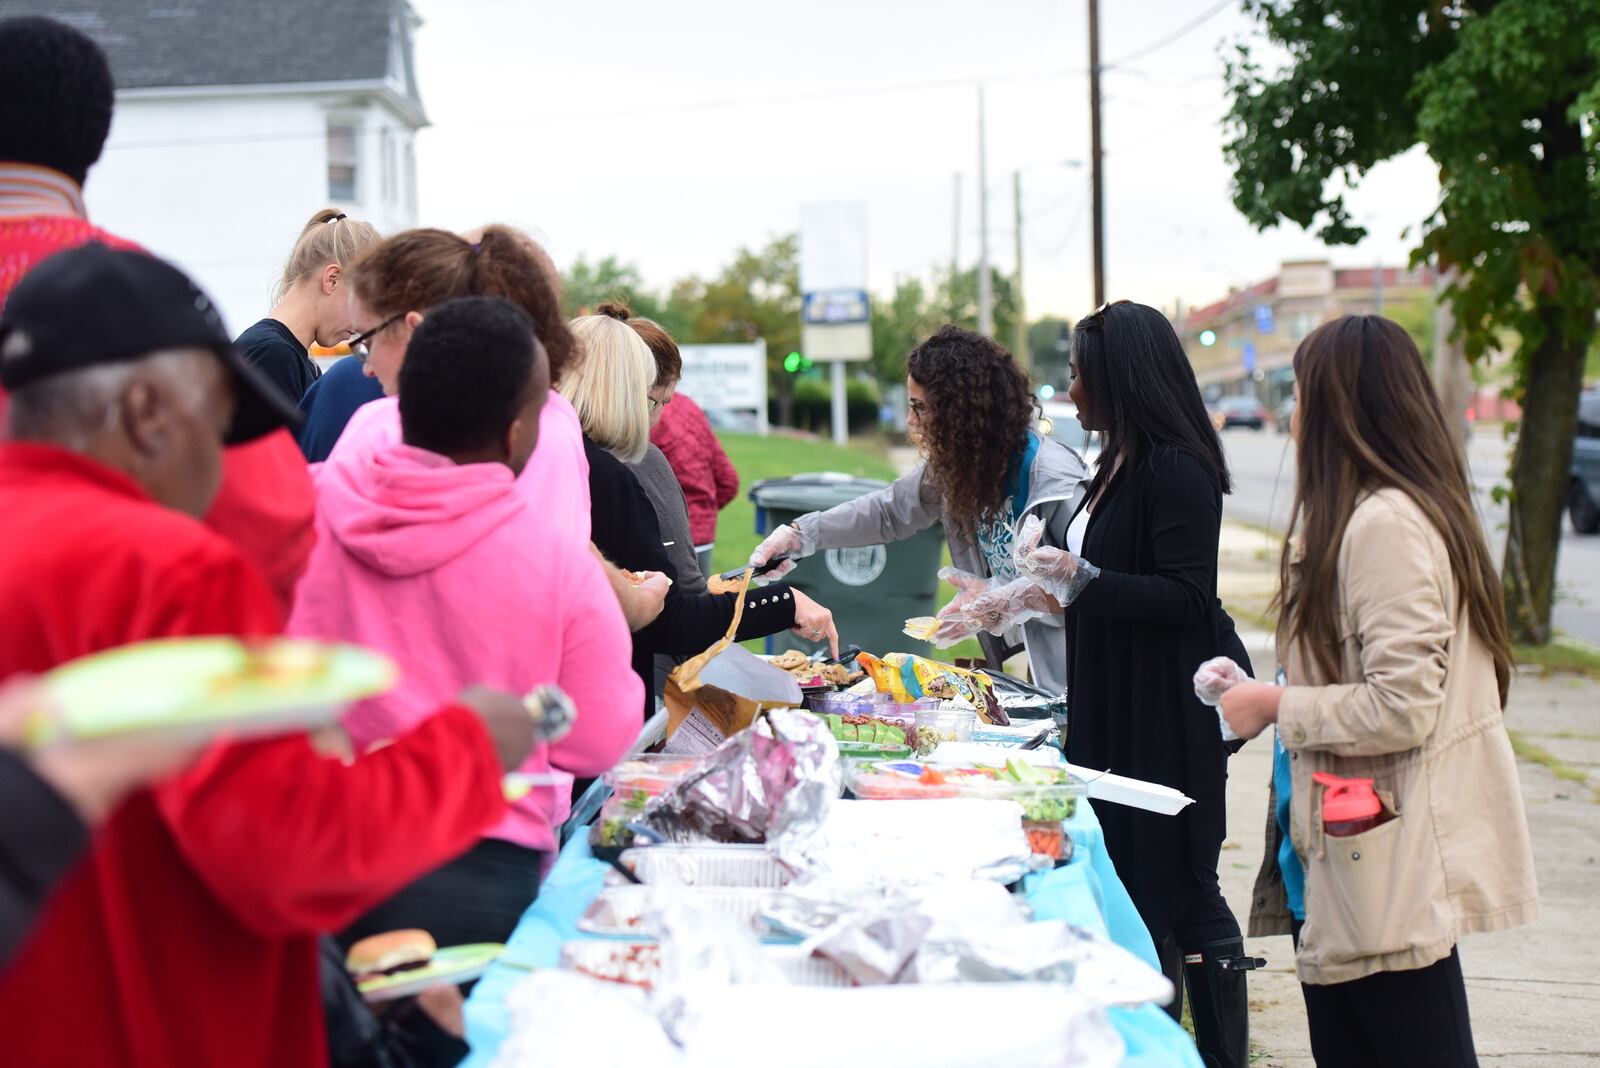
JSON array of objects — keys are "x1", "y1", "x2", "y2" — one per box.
[{"x1": 1219, "y1": 427, "x2": 1600, "y2": 645}]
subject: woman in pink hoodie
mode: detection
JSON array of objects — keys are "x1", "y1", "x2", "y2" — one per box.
[{"x1": 289, "y1": 296, "x2": 642, "y2": 951}]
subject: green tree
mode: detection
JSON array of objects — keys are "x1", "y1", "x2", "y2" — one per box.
[
  {"x1": 1223, "y1": 0, "x2": 1600, "y2": 643},
  {"x1": 870, "y1": 276, "x2": 942, "y2": 385},
  {"x1": 675, "y1": 234, "x2": 803, "y2": 421},
  {"x1": 1028, "y1": 317, "x2": 1074, "y2": 389},
  {"x1": 936, "y1": 266, "x2": 1020, "y2": 350}
]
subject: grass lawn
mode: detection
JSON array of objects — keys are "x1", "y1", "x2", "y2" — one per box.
[{"x1": 711, "y1": 431, "x2": 984, "y2": 663}]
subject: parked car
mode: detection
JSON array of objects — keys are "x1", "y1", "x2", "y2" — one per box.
[
  {"x1": 1570, "y1": 389, "x2": 1600, "y2": 534},
  {"x1": 1039, "y1": 401, "x2": 1101, "y2": 465},
  {"x1": 1209, "y1": 395, "x2": 1268, "y2": 431},
  {"x1": 1275, "y1": 396, "x2": 1296, "y2": 434},
  {"x1": 703, "y1": 407, "x2": 760, "y2": 434}
]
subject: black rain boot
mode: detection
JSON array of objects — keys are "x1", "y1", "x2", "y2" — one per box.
[
  {"x1": 1181, "y1": 938, "x2": 1263, "y2": 1068},
  {"x1": 1157, "y1": 934, "x2": 1185, "y2": 1022}
]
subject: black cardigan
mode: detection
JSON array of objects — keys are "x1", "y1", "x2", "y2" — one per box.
[
  {"x1": 585, "y1": 438, "x2": 797, "y2": 713},
  {"x1": 1064, "y1": 445, "x2": 1248, "y2": 942}
]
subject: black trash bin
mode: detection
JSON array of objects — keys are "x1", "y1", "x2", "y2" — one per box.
[{"x1": 749, "y1": 473, "x2": 943, "y2": 658}]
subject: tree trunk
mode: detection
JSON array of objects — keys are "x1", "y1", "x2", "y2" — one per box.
[
  {"x1": 1502, "y1": 303, "x2": 1590, "y2": 643},
  {"x1": 1430, "y1": 267, "x2": 1473, "y2": 462}
]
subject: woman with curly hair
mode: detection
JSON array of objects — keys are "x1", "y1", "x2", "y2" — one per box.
[{"x1": 747, "y1": 325, "x2": 1086, "y2": 693}]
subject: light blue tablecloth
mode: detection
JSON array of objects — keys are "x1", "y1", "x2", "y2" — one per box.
[{"x1": 463, "y1": 799, "x2": 1201, "y2": 1068}]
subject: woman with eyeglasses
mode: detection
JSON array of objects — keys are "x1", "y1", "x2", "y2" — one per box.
[
  {"x1": 747, "y1": 325, "x2": 1086, "y2": 694},
  {"x1": 564, "y1": 311, "x2": 840, "y2": 717},
  {"x1": 1053, "y1": 299, "x2": 1257, "y2": 1067},
  {"x1": 235, "y1": 208, "x2": 380, "y2": 404}
]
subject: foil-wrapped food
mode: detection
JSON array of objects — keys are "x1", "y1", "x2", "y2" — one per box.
[{"x1": 638, "y1": 708, "x2": 839, "y2": 846}]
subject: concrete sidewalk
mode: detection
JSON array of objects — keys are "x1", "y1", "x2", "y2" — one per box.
[{"x1": 1215, "y1": 523, "x2": 1600, "y2": 1065}]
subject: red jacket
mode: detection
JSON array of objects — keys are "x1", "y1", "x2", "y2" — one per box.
[
  {"x1": 0, "y1": 214, "x2": 316, "y2": 616},
  {"x1": 0, "y1": 444, "x2": 506, "y2": 1068},
  {"x1": 650, "y1": 393, "x2": 740, "y2": 545}
]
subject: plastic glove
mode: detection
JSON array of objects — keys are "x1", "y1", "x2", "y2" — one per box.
[
  {"x1": 1192, "y1": 656, "x2": 1248, "y2": 744},
  {"x1": 937, "y1": 565, "x2": 993, "y2": 617},
  {"x1": 1013, "y1": 514, "x2": 1098, "y2": 605},
  {"x1": 960, "y1": 576, "x2": 1059, "y2": 636},
  {"x1": 747, "y1": 524, "x2": 811, "y2": 582},
  {"x1": 929, "y1": 615, "x2": 981, "y2": 649}
]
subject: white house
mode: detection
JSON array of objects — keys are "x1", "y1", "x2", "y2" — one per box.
[{"x1": 37, "y1": 0, "x2": 426, "y2": 337}]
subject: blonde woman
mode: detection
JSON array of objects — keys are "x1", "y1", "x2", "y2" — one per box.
[
  {"x1": 564, "y1": 313, "x2": 839, "y2": 716},
  {"x1": 236, "y1": 208, "x2": 380, "y2": 402}
]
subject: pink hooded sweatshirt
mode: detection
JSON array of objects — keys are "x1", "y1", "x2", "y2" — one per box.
[
  {"x1": 287, "y1": 440, "x2": 641, "y2": 854},
  {"x1": 330, "y1": 391, "x2": 592, "y2": 542}
]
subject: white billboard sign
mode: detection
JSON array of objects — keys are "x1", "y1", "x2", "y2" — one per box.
[{"x1": 675, "y1": 341, "x2": 768, "y2": 434}]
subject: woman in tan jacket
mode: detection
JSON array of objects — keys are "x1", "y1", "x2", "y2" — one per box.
[{"x1": 1219, "y1": 315, "x2": 1537, "y2": 1067}]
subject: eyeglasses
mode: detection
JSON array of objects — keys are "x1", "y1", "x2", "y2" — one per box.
[
  {"x1": 348, "y1": 312, "x2": 405, "y2": 363},
  {"x1": 908, "y1": 398, "x2": 929, "y2": 419},
  {"x1": 648, "y1": 394, "x2": 667, "y2": 412}
]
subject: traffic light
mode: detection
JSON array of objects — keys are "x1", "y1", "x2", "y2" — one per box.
[
  {"x1": 1199, "y1": 329, "x2": 1217, "y2": 347},
  {"x1": 784, "y1": 351, "x2": 802, "y2": 373},
  {"x1": 1038, "y1": 384, "x2": 1056, "y2": 400}
]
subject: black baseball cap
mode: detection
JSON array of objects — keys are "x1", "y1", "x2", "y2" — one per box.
[{"x1": 0, "y1": 243, "x2": 301, "y2": 444}]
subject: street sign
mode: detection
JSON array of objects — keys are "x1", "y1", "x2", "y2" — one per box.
[
  {"x1": 676, "y1": 342, "x2": 769, "y2": 434},
  {"x1": 1255, "y1": 304, "x2": 1274, "y2": 334},
  {"x1": 802, "y1": 288, "x2": 870, "y2": 325},
  {"x1": 1242, "y1": 341, "x2": 1257, "y2": 374}
]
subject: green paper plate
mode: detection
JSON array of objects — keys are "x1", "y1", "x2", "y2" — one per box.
[
  {"x1": 29, "y1": 637, "x2": 396, "y2": 746},
  {"x1": 357, "y1": 943, "x2": 505, "y2": 1003}
]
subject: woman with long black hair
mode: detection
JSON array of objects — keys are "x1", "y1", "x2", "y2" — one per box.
[{"x1": 1035, "y1": 300, "x2": 1258, "y2": 1068}]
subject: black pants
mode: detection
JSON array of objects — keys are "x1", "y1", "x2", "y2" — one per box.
[
  {"x1": 1155, "y1": 879, "x2": 1243, "y2": 1018},
  {"x1": 1292, "y1": 922, "x2": 1478, "y2": 1068},
  {"x1": 339, "y1": 837, "x2": 544, "y2": 950}
]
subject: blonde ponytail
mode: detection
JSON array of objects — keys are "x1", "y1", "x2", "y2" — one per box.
[{"x1": 275, "y1": 208, "x2": 381, "y2": 301}]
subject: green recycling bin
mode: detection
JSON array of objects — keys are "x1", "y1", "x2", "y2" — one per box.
[{"x1": 749, "y1": 473, "x2": 943, "y2": 658}]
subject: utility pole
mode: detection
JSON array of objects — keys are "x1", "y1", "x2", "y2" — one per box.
[
  {"x1": 1087, "y1": 0, "x2": 1106, "y2": 307},
  {"x1": 951, "y1": 172, "x2": 961, "y2": 317},
  {"x1": 977, "y1": 84, "x2": 993, "y2": 337},
  {"x1": 1013, "y1": 170, "x2": 1028, "y2": 368}
]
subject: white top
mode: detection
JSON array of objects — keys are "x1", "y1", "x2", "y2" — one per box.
[{"x1": 1066, "y1": 507, "x2": 1090, "y2": 556}]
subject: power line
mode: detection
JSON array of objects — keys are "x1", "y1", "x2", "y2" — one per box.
[
  {"x1": 106, "y1": 66, "x2": 1093, "y2": 153},
  {"x1": 1103, "y1": 0, "x2": 1234, "y2": 68}
]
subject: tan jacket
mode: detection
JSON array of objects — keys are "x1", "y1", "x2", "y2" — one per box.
[{"x1": 1248, "y1": 489, "x2": 1538, "y2": 985}]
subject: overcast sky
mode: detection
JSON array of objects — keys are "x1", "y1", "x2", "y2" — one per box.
[{"x1": 409, "y1": 0, "x2": 1440, "y2": 321}]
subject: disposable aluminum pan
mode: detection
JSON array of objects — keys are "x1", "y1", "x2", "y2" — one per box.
[{"x1": 615, "y1": 844, "x2": 792, "y2": 888}]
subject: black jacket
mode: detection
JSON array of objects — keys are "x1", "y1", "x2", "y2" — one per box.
[
  {"x1": 585, "y1": 437, "x2": 797, "y2": 713},
  {"x1": 1064, "y1": 445, "x2": 1245, "y2": 941},
  {"x1": 0, "y1": 749, "x2": 88, "y2": 967}
]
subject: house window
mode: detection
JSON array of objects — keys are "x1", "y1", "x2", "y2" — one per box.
[{"x1": 327, "y1": 122, "x2": 358, "y2": 202}]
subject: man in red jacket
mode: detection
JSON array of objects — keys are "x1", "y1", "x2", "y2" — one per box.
[
  {"x1": 0, "y1": 243, "x2": 535, "y2": 1066},
  {"x1": 650, "y1": 391, "x2": 740, "y2": 576},
  {"x1": 0, "y1": 15, "x2": 314, "y2": 613}
]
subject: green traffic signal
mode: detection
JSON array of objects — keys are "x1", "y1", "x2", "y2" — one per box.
[
  {"x1": 784, "y1": 351, "x2": 802, "y2": 372},
  {"x1": 1199, "y1": 329, "x2": 1217, "y2": 347}
]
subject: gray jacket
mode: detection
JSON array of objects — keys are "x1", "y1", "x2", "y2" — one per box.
[
  {"x1": 629, "y1": 445, "x2": 708, "y2": 695},
  {"x1": 792, "y1": 435, "x2": 1088, "y2": 694}
]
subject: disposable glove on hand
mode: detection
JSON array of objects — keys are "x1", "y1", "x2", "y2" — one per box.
[
  {"x1": 746, "y1": 524, "x2": 810, "y2": 582},
  {"x1": 961, "y1": 577, "x2": 1058, "y2": 636},
  {"x1": 1192, "y1": 655, "x2": 1249, "y2": 744},
  {"x1": 1012, "y1": 514, "x2": 1099, "y2": 604}
]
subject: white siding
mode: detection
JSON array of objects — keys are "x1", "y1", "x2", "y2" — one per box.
[{"x1": 88, "y1": 92, "x2": 419, "y2": 340}]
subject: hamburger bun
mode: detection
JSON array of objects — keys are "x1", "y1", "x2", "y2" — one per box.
[{"x1": 345, "y1": 929, "x2": 437, "y2": 979}]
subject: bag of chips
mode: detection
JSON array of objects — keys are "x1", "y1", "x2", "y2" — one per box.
[{"x1": 855, "y1": 652, "x2": 1007, "y2": 725}]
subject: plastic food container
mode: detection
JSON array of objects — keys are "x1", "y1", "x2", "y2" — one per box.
[
  {"x1": 806, "y1": 693, "x2": 941, "y2": 729},
  {"x1": 578, "y1": 885, "x2": 772, "y2": 938},
  {"x1": 559, "y1": 939, "x2": 847, "y2": 988},
  {"x1": 615, "y1": 845, "x2": 792, "y2": 888},
  {"x1": 834, "y1": 740, "x2": 912, "y2": 760},
  {"x1": 911, "y1": 705, "x2": 977, "y2": 754},
  {"x1": 602, "y1": 754, "x2": 703, "y2": 798},
  {"x1": 841, "y1": 760, "x2": 1086, "y2": 823}
]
